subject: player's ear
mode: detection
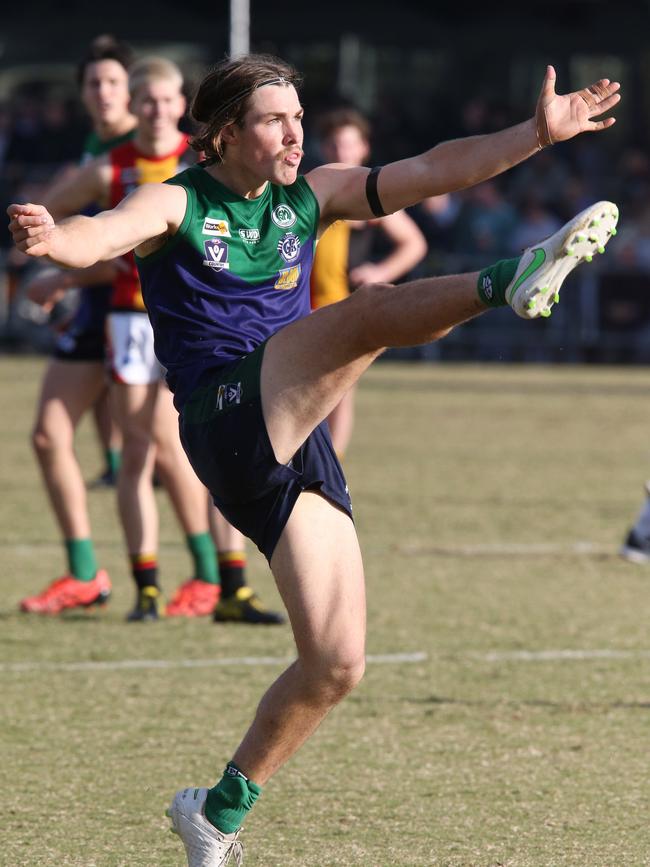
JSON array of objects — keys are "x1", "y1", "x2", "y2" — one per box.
[{"x1": 221, "y1": 122, "x2": 238, "y2": 147}]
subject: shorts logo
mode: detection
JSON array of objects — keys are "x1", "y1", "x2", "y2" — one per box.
[
  {"x1": 277, "y1": 232, "x2": 301, "y2": 263},
  {"x1": 238, "y1": 227, "x2": 260, "y2": 244},
  {"x1": 216, "y1": 381, "x2": 243, "y2": 410},
  {"x1": 274, "y1": 264, "x2": 301, "y2": 290},
  {"x1": 271, "y1": 204, "x2": 297, "y2": 228},
  {"x1": 203, "y1": 239, "x2": 230, "y2": 270},
  {"x1": 203, "y1": 217, "x2": 231, "y2": 237}
]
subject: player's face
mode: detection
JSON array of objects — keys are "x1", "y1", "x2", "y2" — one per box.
[
  {"x1": 321, "y1": 125, "x2": 369, "y2": 167},
  {"x1": 233, "y1": 85, "x2": 304, "y2": 185},
  {"x1": 81, "y1": 60, "x2": 130, "y2": 127},
  {"x1": 131, "y1": 78, "x2": 186, "y2": 138}
]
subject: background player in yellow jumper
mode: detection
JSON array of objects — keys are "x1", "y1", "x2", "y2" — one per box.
[{"x1": 311, "y1": 107, "x2": 427, "y2": 456}]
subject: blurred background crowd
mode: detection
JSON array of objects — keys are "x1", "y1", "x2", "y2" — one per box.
[{"x1": 3, "y1": 0, "x2": 650, "y2": 363}]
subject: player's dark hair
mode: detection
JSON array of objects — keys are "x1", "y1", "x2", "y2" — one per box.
[
  {"x1": 77, "y1": 34, "x2": 134, "y2": 87},
  {"x1": 190, "y1": 53, "x2": 302, "y2": 163},
  {"x1": 316, "y1": 107, "x2": 371, "y2": 143}
]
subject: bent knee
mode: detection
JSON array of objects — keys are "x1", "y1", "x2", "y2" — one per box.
[
  {"x1": 305, "y1": 653, "x2": 366, "y2": 702},
  {"x1": 32, "y1": 424, "x2": 64, "y2": 455},
  {"x1": 120, "y1": 437, "x2": 154, "y2": 474}
]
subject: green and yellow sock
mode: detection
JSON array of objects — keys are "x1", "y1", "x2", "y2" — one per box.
[
  {"x1": 65, "y1": 538, "x2": 98, "y2": 582},
  {"x1": 187, "y1": 532, "x2": 219, "y2": 584},
  {"x1": 477, "y1": 256, "x2": 520, "y2": 308},
  {"x1": 204, "y1": 763, "x2": 261, "y2": 834}
]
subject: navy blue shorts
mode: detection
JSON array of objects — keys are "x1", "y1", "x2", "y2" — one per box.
[
  {"x1": 178, "y1": 343, "x2": 353, "y2": 562},
  {"x1": 53, "y1": 286, "x2": 111, "y2": 362},
  {"x1": 53, "y1": 326, "x2": 107, "y2": 362}
]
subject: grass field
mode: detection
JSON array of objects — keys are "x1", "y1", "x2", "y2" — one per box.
[{"x1": 2, "y1": 355, "x2": 650, "y2": 867}]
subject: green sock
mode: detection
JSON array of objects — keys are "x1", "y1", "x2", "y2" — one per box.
[
  {"x1": 187, "y1": 532, "x2": 219, "y2": 584},
  {"x1": 204, "y1": 763, "x2": 262, "y2": 834},
  {"x1": 65, "y1": 539, "x2": 98, "y2": 582},
  {"x1": 106, "y1": 448, "x2": 121, "y2": 476},
  {"x1": 477, "y1": 256, "x2": 520, "y2": 308}
]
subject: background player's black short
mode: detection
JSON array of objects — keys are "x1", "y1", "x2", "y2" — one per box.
[
  {"x1": 53, "y1": 326, "x2": 107, "y2": 362},
  {"x1": 179, "y1": 343, "x2": 353, "y2": 562}
]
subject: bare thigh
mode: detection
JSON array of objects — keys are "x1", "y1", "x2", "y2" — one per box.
[
  {"x1": 34, "y1": 358, "x2": 108, "y2": 441},
  {"x1": 270, "y1": 490, "x2": 366, "y2": 669}
]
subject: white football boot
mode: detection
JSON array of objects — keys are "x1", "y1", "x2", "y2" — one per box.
[
  {"x1": 167, "y1": 787, "x2": 244, "y2": 866},
  {"x1": 507, "y1": 200, "x2": 618, "y2": 319}
]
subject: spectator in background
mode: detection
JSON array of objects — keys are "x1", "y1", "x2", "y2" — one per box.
[
  {"x1": 452, "y1": 179, "x2": 518, "y2": 267},
  {"x1": 508, "y1": 189, "x2": 562, "y2": 255}
]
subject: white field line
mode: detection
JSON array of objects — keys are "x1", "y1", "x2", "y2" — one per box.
[
  {"x1": 0, "y1": 651, "x2": 427, "y2": 674},
  {"x1": 476, "y1": 649, "x2": 650, "y2": 662},
  {"x1": 3, "y1": 648, "x2": 650, "y2": 673},
  {"x1": 399, "y1": 541, "x2": 612, "y2": 557}
]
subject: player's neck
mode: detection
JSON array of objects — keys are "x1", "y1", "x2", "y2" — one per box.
[
  {"x1": 96, "y1": 115, "x2": 137, "y2": 143},
  {"x1": 205, "y1": 163, "x2": 268, "y2": 200},
  {"x1": 134, "y1": 126, "x2": 184, "y2": 157}
]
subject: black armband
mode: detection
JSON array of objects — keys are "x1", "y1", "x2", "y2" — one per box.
[{"x1": 365, "y1": 166, "x2": 387, "y2": 218}]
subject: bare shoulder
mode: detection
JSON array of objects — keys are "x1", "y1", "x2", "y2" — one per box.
[
  {"x1": 305, "y1": 163, "x2": 371, "y2": 224},
  {"x1": 305, "y1": 163, "x2": 359, "y2": 202}
]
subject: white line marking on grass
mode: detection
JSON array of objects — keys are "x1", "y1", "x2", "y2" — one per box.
[
  {"x1": 399, "y1": 542, "x2": 612, "y2": 557},
  {"x1": 476, "y1": 649, "x2": 650, "y2": 662},
  {"x1": 0, "y1": 651, "x2": 428, "y2": 674}
]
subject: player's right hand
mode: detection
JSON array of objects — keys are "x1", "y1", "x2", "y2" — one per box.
[{"x1": 7, "y1": 203, "x2": 56, "y2": 258}]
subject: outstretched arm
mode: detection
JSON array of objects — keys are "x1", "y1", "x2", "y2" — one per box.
[
  {"x1": 308, "y1": 66, "x2": 621, "y2": 223},
  {"x1": 7, "y1": 182, "x2": 187, "y2": 268}
]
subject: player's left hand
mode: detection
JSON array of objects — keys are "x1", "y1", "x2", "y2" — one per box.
[
  {"x1": 24, "y1": 268, "x2": 70, "y2": 312},
  {"x1": 348, "y1": 262, "x2": 390, "y2": 288},
  {"x1": 535, "y1": 65, "x2": 621, "y2": 146}
]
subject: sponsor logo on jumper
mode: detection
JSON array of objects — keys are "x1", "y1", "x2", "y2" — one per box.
[
  {"x1": 274, "y1": 265, "x2": 301, "y2": 290},
  {"x1": 216, "y1": 381, "x2": 243, "y2": 410},
  {"x1": 482, "y1": 275, "x2": 493, "y2": 300},
  {"x1": 271, "y1": 203, "x2": 297, "y2": 228},
  {"x1": 202, "y1": 238, "x2": 230, "y2": 270},
  {"x1": 277, "y1": 232, "x2": 301, "y2": 263},
  {"x1": 239, "y1": 227, "x2": 261, "y2": 244},
  {"x1": 203, "y1": 217, "x2": 231, "y2": 237}
]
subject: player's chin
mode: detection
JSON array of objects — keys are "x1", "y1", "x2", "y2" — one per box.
[{"x1": 274, "y1": 163, "x2": 300, "y2": 185}]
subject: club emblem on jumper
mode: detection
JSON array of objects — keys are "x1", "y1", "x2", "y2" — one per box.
[
  {"x1": 271, "y1": 203, "x2": 297, "y2": 228},
  {"x1": 202, "y1": 217, "x2": 231, "y2": 237},
  {"x1": 202, "y1": 238, "x2": 230, "y2": 270},
  {"x1": 277, "y1": 232, "x2": 301, "y2": 263},
  {"x1": 274, "y1": 265, "x2": 301, "y2": 290},
  {"x1": 239, "y1": 227, "x2": 260, "y2": 244},
  {"x1": 216, "y1": 381, "x2": 243, "y2": 410}
]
